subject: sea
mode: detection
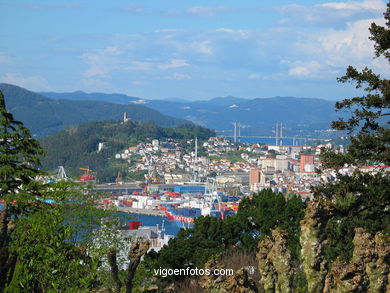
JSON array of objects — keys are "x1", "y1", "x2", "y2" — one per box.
[
  {"x1": 237, "y1": 137, "x2": 294, "y2": 145},
  {"x1": 118, "y1": 212, "x2": 180, "y2": 236},
  {"x1": 234, "y1": 137, "x2": 319, "y2": 145},
  {"x1": 0, "y1": 203, "x2": 180, "y2": 236}
]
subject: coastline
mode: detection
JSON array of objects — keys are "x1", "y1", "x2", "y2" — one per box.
[{"x1": 115, "y1": 206, "x2": 166, "y2": 217}]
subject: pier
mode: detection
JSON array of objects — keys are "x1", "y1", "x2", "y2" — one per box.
[{"x1": 116, "y1": 206, "x2": 166, "y2": 217}]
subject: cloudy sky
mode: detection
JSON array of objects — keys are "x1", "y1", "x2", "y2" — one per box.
[{"x1": 0, "y1": 0, "x2": 387, "y2": 100}]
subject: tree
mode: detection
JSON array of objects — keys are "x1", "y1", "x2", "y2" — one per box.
[
  {"x1": 0, "y1": 91, "x2": 120, "y2": 291},
  {"x1": 322, "y1": 3, "x2": 390, "y2": 169},
  {"x1": 6, "y1": 185, "x2": 101, "y2": 292},
  {"x1": 316, "y1": 3, "x2": 390, "y2": 262},
  {"x1": 237, "y1": 189, "x2": 305, "y2": 259},
  {"x1": 0, "y1": 91, "x2": 45, "y2": 291}
]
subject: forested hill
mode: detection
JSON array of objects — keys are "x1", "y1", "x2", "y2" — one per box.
[
  {"x1": 40, "y1": 120, "x2": 215, "y2": 182},
  {"x1": 0, "y1": 83, "x2": 189, "y2": 137},
  {"x1": 41, "y1": 89, "x2": 342, "y2": 136}
]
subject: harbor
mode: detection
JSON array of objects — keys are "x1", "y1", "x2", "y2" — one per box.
[{"x1": 116, "y1": 206, "x2": 166, "y2": 217}]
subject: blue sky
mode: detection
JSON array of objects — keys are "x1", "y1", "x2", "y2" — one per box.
[{"x1": 0, "y1": 0, "x2": 387, "y2": 100}]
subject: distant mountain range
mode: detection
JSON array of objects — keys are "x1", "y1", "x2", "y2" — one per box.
[
  {"x1": 41, "y1": 90, "x2": 342, "y2": 137},
  {"x1": 0, "y1": 83, "x2": 189, "y2": 137}
]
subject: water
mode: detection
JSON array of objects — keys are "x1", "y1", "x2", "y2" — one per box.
[
  {"x1": 0, "y1": 203, "x2": 180, "y2": 236},
  {"x1": 236, "y1": 137, "x2": 316, "y2": 145},
  {"x1": 118, "y1": 212, "x2": 180, "y2": 236}
]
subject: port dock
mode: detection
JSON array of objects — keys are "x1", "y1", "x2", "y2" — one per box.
[{"x1": 116, "y1": 206, "x2": 166, "y2": 217}]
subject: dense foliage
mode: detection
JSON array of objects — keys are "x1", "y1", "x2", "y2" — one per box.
[
  {"x1": 0, "y1": 91, "x2": 45, "y2": 291},
  {"x1": 143, "y1": 189, "x2": 306, "y2": 287},
  {"x1": 40, "y1": 120, "x2": 215, "y2": 182},
  {"x1": 316, "y1": 3, "x2": 390, "y2": 263},
  {"x1": 0, "y1": 93, "x2": 123, "y2": 292},
  {"x1": 237, "y1": 189, "x2": 306, "y2": 259}
]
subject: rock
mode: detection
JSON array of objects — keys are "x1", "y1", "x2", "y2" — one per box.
[
  {"x1": 299, "y1": 199, "x2": 329, "y2": 293},
  {"x1": 202, "y1": 259, "x2": 258, "y2": 293},
  {"x1": 257, "y1": 228, "x2": 293, "y2": 293},
  {"x1": 330, "y1": 228, "x2": 389, "y2": 292}
]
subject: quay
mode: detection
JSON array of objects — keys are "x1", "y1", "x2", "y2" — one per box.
[
  {"x1": 93, "y1": 183, "x2": 143, "y2": 194},
  {"x1": 116, "y1": 206, "x2": 166, "y2": 217}
]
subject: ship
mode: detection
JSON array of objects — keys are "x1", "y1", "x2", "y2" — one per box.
[
  {"x1": 165, "y1": 207, "x2": 201, "y2": 228},
  {"x1": 164, "y1": 179, "x2": 241, "y2": 228}
]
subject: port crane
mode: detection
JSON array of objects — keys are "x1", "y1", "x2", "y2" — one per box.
[{"x1": 80, "y1": 167, "x2": 92, "y2": 174}]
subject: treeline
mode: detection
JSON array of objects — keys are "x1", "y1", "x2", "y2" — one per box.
[
  {"x1": 40, "y1": 120, "x2": 215, "y2": 182},
  {"x1": 141, "y1": 190, "x2": 306, "y2": 288}
]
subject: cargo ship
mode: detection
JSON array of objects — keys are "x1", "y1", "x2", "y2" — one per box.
[
  {"x1": 164, "y1": 204, "x2": 236, "y2": 228},
  {"x1": 165, "y1": 207, "x2": 201, "y2": 228}
]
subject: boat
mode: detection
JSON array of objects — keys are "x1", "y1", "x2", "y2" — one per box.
[{"x1": 165, "y1": 207, "x2": 201, "y2": 228}]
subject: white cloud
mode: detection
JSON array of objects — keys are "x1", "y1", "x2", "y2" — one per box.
[
  {"x1": 159, "y1": 59, "x2": 189, "y2": 69},
  {"x1": 81, "y1": 49, "x2": 115, "y2": 77},
  {"x1": 299, "y1": 18, "x2": 385, "y2": 69},
  {"x1": 186, "y1": 6, "x2": 227, "y2": 18},
  {"x1": 190, "y1": 40, "x2": 213, "y2": 56},
  {"x1": 121, "y1": 3, "x2": 144, "y2": 14},
  {"x1": 248, "y1": 73, "x2": 263, "y2": 80},
  {"x1": 1, "y1": 73, "x2": 51, "y2": 90},
  {"x1": 280, "y1": 0, "x2": 386, "y2": 26},
  {"x1": 287, "y1": 61, "x2": 322, "y2": 77},
  {"x1": 104, "y1": 46, "x2": 121, "y2": 55},
  {"x1": 173, "y1": 73, "x2": 191, "y2": 80},
  {"x1": 81, "y1": 44, "x2": 154, "y2": 78},
  {"x1": 124, "y1": 61, "x2": 154, "y2": 71},
  {"x1": 84, "y1": 67, "x2": 108, "y2": 78},
  {"x1": 77, "y1": 10, "x2": 387, "y2": 90},
  {"x1": 320, "y1": 0, "x2": 385, "y2": 11},
  {"x1": 215, "y1": 28, "x2": 250, "y2": 39},
  {"x1": 279, "y1": 14, "x2": 389, "y2": 79},
  {"x1": 159, "y1": 72, "x2": 191, "y2": 80}
]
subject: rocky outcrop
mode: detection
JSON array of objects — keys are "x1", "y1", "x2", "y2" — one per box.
[
  {"x1": 329, "y1": 228, "x2": 389, "y2": 292},
  {"x1": 257, "y1": 228, "x2": 293, "y2": 293},
  {"x1": 126, "y1": 240, "x2": 150, "y2": 293},
  {"x1": 201, "y1": 259, "x2": 258, "y2": 293},
  {"x1": 299, "y1": 199, "x2": 329, "y2": 293},
  {"x1": 107, "y1": 240, "x2": 150, "y2": 293}
]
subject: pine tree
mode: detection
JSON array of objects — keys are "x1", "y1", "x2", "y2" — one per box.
[
  {"x1": 316, "y1": 3, "x2": 390, "y2": 262},
  {"x1": 0, "y1": 92, "x2": 103, "y2": 291},
  {"x1": 0, "y1": 91, "x2": 45, "y2": 291}
]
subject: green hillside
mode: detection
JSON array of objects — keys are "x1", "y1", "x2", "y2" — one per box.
[
  {"x1": 41, "y1": 90, "x2": 343, "y2": 136},
  {"x1": 0, "y1": 83, "x2": 189, "y2": 137},
  {"x1": 40, "y1": 120, "x2": 215, "y2": 182}
]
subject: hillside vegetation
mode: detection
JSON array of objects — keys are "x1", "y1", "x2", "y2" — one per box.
[
  {"x1": 0, "y1": 83, "x2": 189, "y2": 137},
  {"x1": 42, "y1": 90, "x2": 343, "y2": 136},
  {"x1": 40, "y1": 120, "x2": 215, "y2": 182}
]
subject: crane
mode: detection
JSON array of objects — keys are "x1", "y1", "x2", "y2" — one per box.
[{"x1": 80, "y1": 168, "x2": 92, "y2": 174}]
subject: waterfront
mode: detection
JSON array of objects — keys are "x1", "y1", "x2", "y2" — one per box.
[
  {"x1": 118, "y1": 212, "x2": 180, "y2": 236},
  {"x1": 116, "y1": 206, "x2": 166, "y2": 216},
  {"x1": 1, "y1": 203, "x2": 180, "y2": 236}
]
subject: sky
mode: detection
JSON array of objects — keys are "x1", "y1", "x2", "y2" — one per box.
[{"x1": 0, "y1": 0, "x2": 388, "y2": 101}]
